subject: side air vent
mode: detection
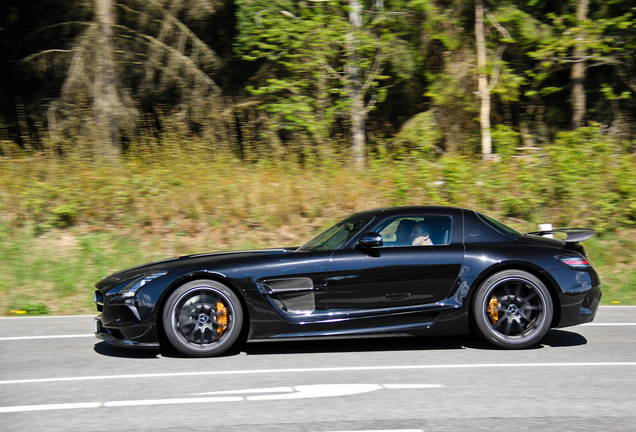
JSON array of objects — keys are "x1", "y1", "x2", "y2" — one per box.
[
  {"x1": 261, "y1": 278, "x2": 315, "y2": 315},
  {"x1": 262, "y1": 277, "x2": 314, "y2": 293}
]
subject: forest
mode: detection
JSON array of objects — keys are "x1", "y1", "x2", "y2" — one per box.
[
  {"x1": 0, "y1": 0, "x2": 635, "y2": 162},
  {"x1": 1, "y1": 0, "x2": 636, "y2": 313}
]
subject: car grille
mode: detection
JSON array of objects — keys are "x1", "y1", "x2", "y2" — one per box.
[{"x1": 94, "y1": 290, "x2": 104, "y2": 312}]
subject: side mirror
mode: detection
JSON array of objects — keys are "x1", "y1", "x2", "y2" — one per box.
[{"x1": 359, "y1": 232, "x2": 383, "y2": 248}]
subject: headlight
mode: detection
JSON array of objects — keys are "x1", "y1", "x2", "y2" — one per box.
[{"x1": 118, "y1": 271, "x2": 169, "y2": 298}]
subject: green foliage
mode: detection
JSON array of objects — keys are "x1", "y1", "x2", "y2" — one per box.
[
  {"x1": 408, "y1": 0, "x2": 467, "y2": 51},
  {"x1": 2, "y1": 0, "x2": 635, "y2": 161},
  {"x1": 1, "y1": 126, "x2": 636, "y2": 314},
  {"x1": 529, "y1": 5, "x2": 635, "y2": 68},
  {"x1": 545, "y1": 126, "x2": 624, "y2": 231},
  {"x1": 496, "y1": 4, "x2": 553, "y2": 45},
  {"x1": 235, "y1": 0, "x2": 346, "y2": 145},
  {"x1": 432, "y1": 125, "x2": 636, "y2": 230},
  {"x1": 491, "y1": 125, "x2": 521, "y2": 159},
  {"x1": 585, "y1": 232, "x2": 636, "y2": 305},
  {"x1": 2, "y1": 0, "x2": 636, "y2": 312},
  {"x1": 14, "y1": 303, "x2": 50, "y2": 316},
  {"x1": 234, "y1": 0, "x2": 410, "y2": 148},
  {"x1": 522, "y1": 0, "x2": 636, "y2": 127},
  {"x1": 617, "y1": 154, "x2": 636, "y2": 224},
  {"x1": 2, "y1": 126, "x2": 634, "y2": 238},
  {"x1": 391, "y1": 110, "x2": 443, "y2": 158}
]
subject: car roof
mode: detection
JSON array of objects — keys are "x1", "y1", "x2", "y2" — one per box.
[{"x1": 359, "y1": 206, "x2": 465, "y2": 217}]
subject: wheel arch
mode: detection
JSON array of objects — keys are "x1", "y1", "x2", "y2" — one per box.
[
  {"x1": 155, "y1": 271, "x2": 251, "y2": 349},
  {"x1": 468, "y1": 261, "x2": 562, "y2": 328}
]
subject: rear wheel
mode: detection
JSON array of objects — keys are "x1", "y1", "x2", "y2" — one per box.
[
  {"x1": 473, "y1": 270, "x2": 553, "y2": 349},
  {"x1": 162, "y1": 280, "x2": 243, "y2": 357}
]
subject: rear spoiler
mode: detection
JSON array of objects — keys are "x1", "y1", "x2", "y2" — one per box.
[{"x1": 527, "y1": 228, "x2": 596, "y2": 244}]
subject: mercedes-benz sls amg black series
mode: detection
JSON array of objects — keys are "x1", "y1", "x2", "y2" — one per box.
[{"x1": 94, "y1": 206, "x2": 601, "y2": 357}]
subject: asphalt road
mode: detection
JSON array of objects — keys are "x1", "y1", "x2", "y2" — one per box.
[{"x1": 1, "y1": 306, "x2": 635, "y2": 432}]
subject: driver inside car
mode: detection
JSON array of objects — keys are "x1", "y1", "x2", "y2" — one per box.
[{"x1": 411, "y1": 222, "x2": 433, "y2": 245}]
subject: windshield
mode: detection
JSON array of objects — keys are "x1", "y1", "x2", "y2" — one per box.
[{"x1": 297, "y1": 213, "x2": 375, "y2": 252}]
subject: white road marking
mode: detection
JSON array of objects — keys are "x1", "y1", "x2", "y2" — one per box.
[
  {"x1": 190, "y1": 383, "x2": 440, "y2": 397},
  {"x1": 0, "y1": 384, "x2": 439, "y2": 413},
  {"x1": 323, "y1": 430, "x2": 424, "y2": 432},
  {"x1": 191, "y1": 386, "x2": 296, "y2": 395},
  {"x1": 195, "y1": 384, "x2": 442, "y2": 401},
  {"x1": 0, "y1": 334, "x2": 94, "y2": 341},
  {"x1": 581, "y1": 323, "x2": 636, "y2": 326},
  {"x1": 1, "y1": 362, "x2": 636, "y2": 386},
  {"x1": 0, "y1": 315, "x2": 97, "y2": 320},
  {"x1": 102, "y1": 396, "x2": 244, "y2": 408},
  {"x1": 0, "y1": 402, "x2": 103, "y2": 413}
]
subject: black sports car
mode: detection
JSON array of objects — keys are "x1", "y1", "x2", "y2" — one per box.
[{"x1": 94, "y1": 206, "x2": 601, "y2": 357}]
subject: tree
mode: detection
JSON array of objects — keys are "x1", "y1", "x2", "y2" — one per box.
[
  {"x1": 235, "y1": 0, "x2": 344, "y2": 156},
  {"x1": 570, "y1": 0, "x2": 589, "y2": 129},
  {"x1": 475, "y1": 0, "x2": 492, "y2": 158},
  {"x1": 235, "y1": 0, "x2": 406, "y2": 166},
  {"x1": 527, "y1": 0, "x2": 636, "y2": 131},
  {"x1": 411, "y1": 0, "x2": 517, "y2": 156},
  {"x1": 416, "y1": 0, "x2": 477, "y2": 154},
  {"x1": 474, "y1": 0, "x2": 513, "y2": 160},
  {"x1": 93, "y1": 0, "x2": 126, "y2": 161},
  {"x1": 21, "y1": 0, "x2": 224, "y2": 159},
  {"x1": 347, "y1": 0, "x2": 366, "y2": 169}
]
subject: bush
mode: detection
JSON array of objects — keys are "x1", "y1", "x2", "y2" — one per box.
[
  {"x1": 2, "y1": 126, "x2": 634, "y2": 236},
  {"x1": 1, "y1": 127, "x2": 635, "y2": 314}
]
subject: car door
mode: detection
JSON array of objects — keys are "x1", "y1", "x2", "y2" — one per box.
[{"x1": 325, "y1": 212, "x2": 465, "y2": 310}]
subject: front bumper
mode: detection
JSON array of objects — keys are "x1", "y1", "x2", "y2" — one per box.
[
  {"x1": 94, "y1": 315, "x2": 160, "y2": 348},
  {"x1": 94, "y1": 282, "x2": 163, "y2": 349}
]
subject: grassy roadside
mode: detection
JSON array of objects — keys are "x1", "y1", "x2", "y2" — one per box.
[
  {"x1": 1, "y1": 215, "x2": 634, "y2": 317},
  {"x1": 1, "y1": 149, "x2": 634, "y2": 315},
  {"x1": 1, "y1": 226, "x2": 634, "y2": 316},
  {"x1": 584, "y1": 231, "x2": 636, "y2": 306}
]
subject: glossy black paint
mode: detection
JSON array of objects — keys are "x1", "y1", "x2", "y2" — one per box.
[{"x1": 94, "y1": 206, "x2": 601, "y2": 353}]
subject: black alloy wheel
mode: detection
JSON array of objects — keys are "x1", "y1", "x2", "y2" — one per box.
[
  {"x1": 162, "y1": 280, "x2": 243, "y2": 357},
  {"x1": 473, "y1": 270, "x2": 553, "y2": 349}
]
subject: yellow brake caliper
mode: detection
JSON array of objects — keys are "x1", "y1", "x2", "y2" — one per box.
[
  {"x1": 487, "y1": 297, "x2": 499, "y2": 325},
  {"x1": 216, "y1": 301, "x2": 228, "y2": 337}
]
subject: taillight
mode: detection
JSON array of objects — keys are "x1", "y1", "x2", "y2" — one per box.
[{"x1": 557, "y1": 255, "x2": 591, "y2": 269}]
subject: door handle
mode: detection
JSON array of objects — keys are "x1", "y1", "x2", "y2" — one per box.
[{"x1": 385, "y1": 293, "x2": 412, "y2": 300}]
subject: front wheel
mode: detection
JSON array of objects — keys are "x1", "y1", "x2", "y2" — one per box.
[
  {"x1": 473, "y1": 270, "x2": 553, "y2": 349},
  {"x1": 162, "y1": 280, "x2": 243, "y2": 357}
]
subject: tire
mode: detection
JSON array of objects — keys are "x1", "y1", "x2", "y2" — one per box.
[
  {"x1": 473, "y1": 270, "x2": 553, "y2": 349},
  {"x1": 162, "y1": 280, "x2": 243, "y2": 357}
]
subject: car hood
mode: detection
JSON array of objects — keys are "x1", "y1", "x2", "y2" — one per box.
[{"x1": 95, "y1": 248, "x2": 295, "y2": 290}]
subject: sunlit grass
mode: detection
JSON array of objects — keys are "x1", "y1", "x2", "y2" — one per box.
[
  {"x1": 0, "y1": 145, "x2": 635, "y2": 315},
  {"x1": 585, "y1": 233, "x2": 636, "y2": 305},
  {"x1": 1, "y1": 222, "x2": 633, "y2": 316}
]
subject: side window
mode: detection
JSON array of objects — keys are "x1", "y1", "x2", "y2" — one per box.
[{"x1": 377, "y1": 215, "x2": 452, "y2": 247}]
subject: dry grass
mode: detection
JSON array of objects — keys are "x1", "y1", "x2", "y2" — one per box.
[{"x1": 0, "y1": 146, "x2": 635, "y2": 315}]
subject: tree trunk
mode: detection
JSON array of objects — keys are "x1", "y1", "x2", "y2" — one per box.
[
  {"x1": 475, "y1": 0, "x2": 493, "y2": 160},
  {"x1": 347, "y1": 0, "x2": 366, "y2": 170},
  {"x1": 571, "y1": 0, "x2": 589, "y2": 129},
  {"x1": 93, "y1": 0, "x2": 121, "y2": 162}
]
